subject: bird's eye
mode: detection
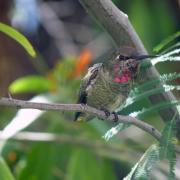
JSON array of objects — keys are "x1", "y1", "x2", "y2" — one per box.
[{"x1": 117, "y1": 55, "x2": 130, "y2": 61}]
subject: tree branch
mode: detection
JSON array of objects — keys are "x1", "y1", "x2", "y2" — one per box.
[
  {"x1": 1, "y1": 96, "x2": 180, "y2": 154},
  {"x1": 79, "y1": 0, "x2": 180, "y2": 139}
]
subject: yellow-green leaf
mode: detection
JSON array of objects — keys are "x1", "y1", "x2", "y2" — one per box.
[
  {"x1": 0, "y1": 22, "x2": 36, "y2": 57},
  {"x1": 0, "y1": 157, "x2": 15, "y2": 180},
  {"x1": 154, "y1": 31, "x2": 180, "y2": 52},
  {"x1": 9, "y1": 75, "x2": 52, "y2": 94}
]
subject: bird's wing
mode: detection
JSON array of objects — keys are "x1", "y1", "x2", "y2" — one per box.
[
  {"x1": 78, "y1": 63, "x2": 102, "y2": 103},
  {"x1": 74, "y1": 63, "x2": 102, "y2": 121}
]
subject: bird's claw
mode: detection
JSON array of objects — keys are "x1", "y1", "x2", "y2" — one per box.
[
  {"x1": 112, "y1": 112, "x2": 119, "y2": 122},
  {"x1": 100, "y1": 109, "x2": 119, "y2": 123},
  {"x1": 100, "y1": 108, "x2": 111, "y2": 119}
]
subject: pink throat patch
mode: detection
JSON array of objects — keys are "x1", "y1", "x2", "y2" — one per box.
[{"x1": 114, "y1": 70, "x2": 131, "y2": 83}]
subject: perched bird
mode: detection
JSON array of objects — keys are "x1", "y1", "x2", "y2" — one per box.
[{"x1": 74, "y1": 47, "x2": 156, "y2": 122}]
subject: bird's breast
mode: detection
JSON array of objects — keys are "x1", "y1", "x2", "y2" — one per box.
[{"x1": 86, "y1": 73, "x2": 130, "y2": 111}]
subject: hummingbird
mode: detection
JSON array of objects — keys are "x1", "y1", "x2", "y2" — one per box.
[{"x1": 74, "y1": 47, "x2": 156, "y2": 122}]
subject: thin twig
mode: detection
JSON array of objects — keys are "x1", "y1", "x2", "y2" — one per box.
[
  {"x1": 0, "y1": 97, "x2": 159, "y2": 139},
  {"x1": 0, "y1": 97, "x2": 180, "y2": 153}
]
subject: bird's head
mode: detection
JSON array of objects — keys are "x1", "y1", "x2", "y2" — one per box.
[
  {"x1": 105, "y1": 46, "x2": 157, "y2": 84},
  {"x1": 111, "y1": 54, "x2": 139, "y2": 83},
  {"x1": 106, "y1": 54, "x2": 157, "y2": 83}
]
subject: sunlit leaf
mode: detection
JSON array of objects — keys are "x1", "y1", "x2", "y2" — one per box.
[
  {"x1": 120, "y1": 85, "x2": 180, "y2": 110},
  {"x1": 116, "y1": 72, "x2": 180, "y2": 113},
  {"x1": 104, "y1": 102, "x2": 179, "y2": 141},
  {"x1": 151, "y1": 49, "x2": 180, "y2": 65},
  {"x1": 104, "y1": 100, "x2": 180, "y2": 141},
  {"x1": 124, "y1": 144, "x2": 160, "y2": 180},
  {"x1": 9, "y1": 75, "x2": 52, "y2": 94},
  {"x1": 103, "y1": 123, "x2": 129, "y2": 141},
  {"x1": 0, "y1": 157, "x2": 15, "y2": 180},
  {"x1": 126, "y1": 101, "x2": 180, "y2": 118},
  {"x1": 0, "y1": 22, "x2": 36, "y2": 57},
  {"x1": 141, "y1": 47, "x2": 180, "y2": 66},
  {"x1": 134, "y1": 72, "x2": 180, "y2": 93},
  {"x1": 160, "y1": 112, "x2": 177, "y2": 180}
]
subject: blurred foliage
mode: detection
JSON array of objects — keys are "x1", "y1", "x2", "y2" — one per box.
[
  {"x1": 0, "y1": 0, "x2": 180, "y2": 180},
  {"x1": 113, "y1": 0, "x2": 179, "y2": 53}
]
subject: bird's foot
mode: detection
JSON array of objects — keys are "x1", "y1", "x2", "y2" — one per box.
[
  {"x1": 100, "y1": 108, "x2": 111, "y2": 120},
  {"x1": 112, "y1": 112, "x2": 119, "y2": 123}
]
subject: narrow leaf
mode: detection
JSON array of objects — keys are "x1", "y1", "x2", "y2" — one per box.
[
  {"x1": 124, "y1": 144, "x2": 160, "y2": 180},
  {"x1": 154, "y1": 31, "x2": 180, "y2": 52},
  {"x1": 124, "y1": 101, "x2": 180, "y2": 118},
  {"x1": 0, "y1": 22, "x2": 36, "y2": 57},
  {"x1": 160, "y1": 112, "x2": 177, "y2": 180},
  {"x1": 134, "y1": 72, "x2": 180, "y2": 93},
  {"x1": 160, "y1": 42, "x2": 180, "y2": 54},
  {"x1": 120, "y1": 85, "x2": 180, "y2": 110},
  {"x1": 103, "y1": 123, "x2": 130, "y2": 141},
  {"x1": 0, "y1": 157, "x2": 15, "y2": 180},
  {"x1": 151, "y1": 54, "x2": 180, "y2": 66},
  {"x1": 104, "y1": 101, "x2": 180, "y2": 141}
]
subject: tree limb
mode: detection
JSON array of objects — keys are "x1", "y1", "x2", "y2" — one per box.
[
  {"x1": 1, "y1": 97, "x2": 180, "y2": 153},
  {"x1": 78, "y1": 0, "x2": 180, "y2": 139}
]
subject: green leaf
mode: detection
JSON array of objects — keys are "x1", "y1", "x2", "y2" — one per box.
[
  {"x1": 160, "y1": 112, "x2": 177, "y2": 180},
  {"x1": 103, "y1": 123, "x2": 130, "y2": 141},
  {"x1": 130, "y1": 67, "x2": 180, "y2": 104},
  {"x1": 0, "y1": 22, "x2": 36, "y2": 57},
  {"x1": 154, "y1": 31, "x2": 180, "y2": 52},
  {"x1": 120, "y1": 85, "x2": 180, "y2": 110},
  {"x1": 0, "y1": 157, "x2": 15, "y2": 180},
  {"x1": 151, "y1": 51, "x2": 180, "y2": 65},
  {"x1": 124, "y1": 144, "x2": 160, "y2": 180},
  {"x1": 134, "y1": 72, "x2": 180, "y2": 93},
  {"x1": 104, "y1": 100, "x2": 180, "y2": 141},
  {"x1": 9, "y1": 75, "x2": 52, "y2": 94},
  {"x1": 159, "y1": 42, "x2": 180, "y2": 54},
  {"x1": 125, "y1": 100, "x2": 180, "y2": 119}
]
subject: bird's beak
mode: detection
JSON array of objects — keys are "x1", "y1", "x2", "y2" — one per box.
[
  {"x1": 132, "y1": 55, "x2": 158, "y2": 61},
  {"x1": 117, "y1": 54, "x2": 158, "y2": 61},
  {"x1": 137, "y1": 55, "x2": 159, "y2": 69}
]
